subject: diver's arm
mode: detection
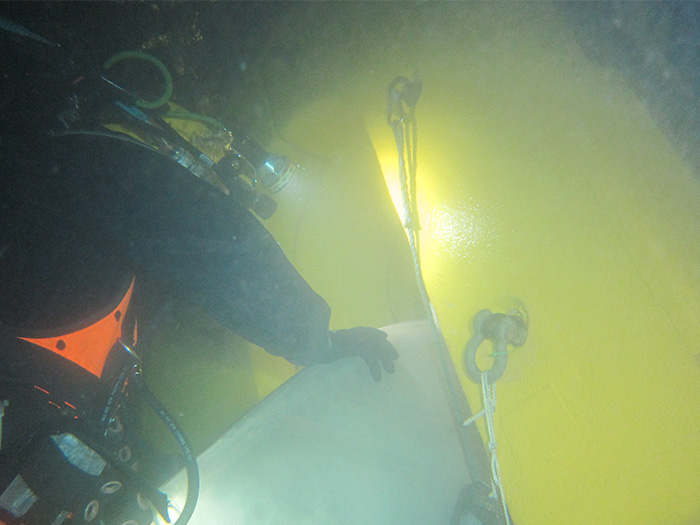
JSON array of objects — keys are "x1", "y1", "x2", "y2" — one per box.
[
  {"x1": 47, "y1": 133, "x2": 397, "y2": 378},
  {"x1": 128, "y1": 207, "x2": 398, "y2": 379}
]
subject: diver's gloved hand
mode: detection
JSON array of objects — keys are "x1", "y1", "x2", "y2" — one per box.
[{"x1": 329, "y1": 327, "x2": 399, "y2": 382}]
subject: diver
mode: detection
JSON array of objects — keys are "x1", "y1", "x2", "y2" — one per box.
[{"x1": 0, "y1": 20, "x2": 398, "y2": 525}]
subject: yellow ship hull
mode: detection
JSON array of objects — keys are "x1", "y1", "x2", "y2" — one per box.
[
  {"x1": 258, "y1": 4, "x2": 700, "y2": 524},
  {"x1": 150, "y1": 4, "x2": 700, "y2": 524}
]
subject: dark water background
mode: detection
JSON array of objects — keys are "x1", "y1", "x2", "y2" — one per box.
[{"x1": 2, "y1": 2, "x2": 699, "y2": 173}]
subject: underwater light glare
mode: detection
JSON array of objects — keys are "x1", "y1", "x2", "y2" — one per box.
[
  {"x1": 378, "y1": 151, "x2": 498, "y2": 263},
  {"x1": 425, "y1": 200, "x2": 497, "y2": 261},
  {"x1": 259, "y1": 154, "x2": 297, "y2": 193}
]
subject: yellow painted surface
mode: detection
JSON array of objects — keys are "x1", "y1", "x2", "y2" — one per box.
[
  {"x1": 144, "y1": 3, "x2": 699, "y2": 522},
  {"x1": 252, "y1": 3, "x2": 700, "y2": 524},
  {"x1": 253, "y1": 99, "x2": 424, "y2": 397}
]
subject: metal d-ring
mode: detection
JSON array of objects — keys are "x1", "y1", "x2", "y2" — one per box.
[{"x1": 463, "y1": 309, "x2": 528, "y2": 384}]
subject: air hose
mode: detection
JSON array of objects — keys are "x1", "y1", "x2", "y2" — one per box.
[
  {"x1": 103, "y1": 51, "x2": 225, "y2": 130},
  {"x1": 139, "y1": 385, "x2": 200, "y2": 525},
  {"x1": 104, "y1": 51, "x2": 174, "y2": 109}
]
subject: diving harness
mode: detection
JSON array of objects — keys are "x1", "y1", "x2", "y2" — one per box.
[
  {"x1": 0, "y1": 15, "x2": 305, "y2": 525},
  {"x1": 0, "y1": 275, "x2": 198, "y2": 525}
]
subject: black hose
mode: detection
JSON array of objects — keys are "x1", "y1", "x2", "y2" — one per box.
[{"x1": 140, "y1": 385, "x2": 200, "y2": 525}]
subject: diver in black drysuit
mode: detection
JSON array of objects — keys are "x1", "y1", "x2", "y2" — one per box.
[
  {"x1": 0, "y1": 131, "x2": 398, "y2": 371},
  {"x1": 0, "y1": 48, "x2": 397, "y2": 525}
]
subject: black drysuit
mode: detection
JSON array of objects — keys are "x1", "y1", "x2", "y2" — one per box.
[{"x1": 0, "y1": 131, "x2": 333, "y2": 366}]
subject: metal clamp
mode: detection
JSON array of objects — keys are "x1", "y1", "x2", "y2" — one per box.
[{"x1": 463, "y1": 309, "x2": 528, "y2": 384}]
